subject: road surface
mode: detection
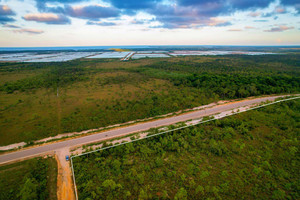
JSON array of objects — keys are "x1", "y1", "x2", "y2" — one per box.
[{"x1": 0, "y1": 95, "x2": 288, "y2": 165}]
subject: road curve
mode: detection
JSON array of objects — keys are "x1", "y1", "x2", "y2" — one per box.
[{"x1": 0, "y1": 95, "x2": 288, "y2": 165}]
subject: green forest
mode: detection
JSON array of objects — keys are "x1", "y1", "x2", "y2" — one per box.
[
  {"x1": 73, "y1": 99, "x2": 300, "y2": 200},
  {"x1": 0, "y1": 55, "x2": 299, "y2": 145},
  {"x1": 0, "y1": 157, "x2": 57, "y2": 200}
]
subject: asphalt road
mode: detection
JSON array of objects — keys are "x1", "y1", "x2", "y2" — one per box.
[{"x1": 0, "y1": 95, "x2": 286, "y2": 164}]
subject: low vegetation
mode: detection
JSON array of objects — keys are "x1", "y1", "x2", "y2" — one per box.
[
  {"x1": 0, "y1": 157, "x2": 57, "y2": 200},
  {"x1": 0, "y1": 55, "x2": 299, "y2": 145},
  {"x1": 73, "y1": 99, "x2": 300, "y2": 199}
]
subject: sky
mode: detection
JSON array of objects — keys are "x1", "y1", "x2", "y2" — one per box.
[{"x1": 0, "y1": 0, "x2": 299, "y2": 47}]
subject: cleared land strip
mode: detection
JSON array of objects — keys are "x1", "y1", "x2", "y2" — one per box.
[{"x1": 0, "y1": 95, "x2": 295, "y2": 165}]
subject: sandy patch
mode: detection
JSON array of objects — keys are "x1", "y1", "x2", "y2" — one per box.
[{"x1": 0, "y1": 142, "x2": 26, "y2": 151}]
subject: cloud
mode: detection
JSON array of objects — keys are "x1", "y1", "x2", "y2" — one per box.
[
  {"x1": 37, "y1": 5, "x2": 66, "y2": 14},
  {"x1": 228, "y1": 28, "x2": 243, "y2": 31},
  {"x1": 31, "y1": 3, "x2": 121, "y2": 22},
  {"x1": 28, "y1": 0, "x2": 285, "y2": 30},
  {"x1": 262, "y1": 13, "x2": 273, "y2": 17},
  {"x1": 13, "y1": 28, "x2": 44, "y2": 34},
  {"x1": 35, "y1": 0, "x2": 87, "y2": 12},
  {"x1": 103, "y1": 0, "x2": 273, "y2": 29},
  {"x1": 3, "y1": 24, "x2": 20, "y2": 28},
  {"x1": 0, "y1": 5, "x2": 15, "y2": 15},
  {"x1": 0, "y1": 16, "x2": 15, "y2": 23},
  {"x1": 280, "y1": 0, "x2": 300, "y2": 13},
  {"x1": 0, "y1": 5, "x2": 16, "y2": 24},
  {"x1": 152, "y1": 17, "x2": 232, "y2": 29},
  {"x1": 131, "y1": 19, "x2": 146, "y2": 25},
  {"x1": 248, "y1": 12, "x2": 261, "y2": 17},
  {"x1": 168, "y1": 0, "x2": 229, "y2": 17},
  {"x1": 86, "y1": 21, "x2": 116, "y2": 26},
  {"x1": 35, "y1": 1, "x2": 81, "y2": 13},
  {"x1": 264, "y1": 25, "x2": 294, "y2": 32},
  {"x1": 23, "y1": 13, "x2": 71, "y2": 24},
  {"x1": 131, "y1": 19, "x2": 155, "y2": 25},
  {"x1": 65, "y1": 5, "x2": 120, "y2": 19},
  {"x1": 101, "y1": 0, "x2": 275, "y2": 29},
  {"x1": 275, "y1": 6, "x2": 286, "y2": 13},
  {"x1": 245, "y1": 26, "x2": 255, "y2": 29},
  {"x1": 147, "y1": 4, "x2": 232, "y2": 29},
  {"x1": 262, "y1": 6, "x2": 287, "y2": 18},
  {"x1": 208, "y1": 18, "x2": 232, "y2": 27}
]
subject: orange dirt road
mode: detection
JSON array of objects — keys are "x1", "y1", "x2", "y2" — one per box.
[{"x1": 56, "y1": 148, "x2": 75, "y2": 200}]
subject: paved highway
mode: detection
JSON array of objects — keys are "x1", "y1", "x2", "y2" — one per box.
[{"x1": 0, "y1": 95, "x2": 287, "y2": 164}]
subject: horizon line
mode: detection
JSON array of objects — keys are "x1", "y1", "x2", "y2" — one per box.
[{"x1": 0, "y1": 44, "x2": 300, "y2": 49}]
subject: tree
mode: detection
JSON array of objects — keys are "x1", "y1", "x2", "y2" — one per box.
[
  {"x1": 195, "y1": 185, "x2": 204, "y2": 195},
  {"x1": 19, "y1": 178, "x2": 38, "y2": 200},
  {"x1": 138, "y1": 189, "x2": 148, "y2": 200},
  {"x1": 174, "y1": 188, "x2": 188, "y2": 200},
  {"x1": 272, "y1": 189, "x2": 286, "y2": 200},
  {"x1": 102, "y1": 179, "x2": 117, "y2": 190}
]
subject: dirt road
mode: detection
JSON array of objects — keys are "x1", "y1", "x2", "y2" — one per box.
[
  {"x1": 0, "y1": 95, "x2": 291, "y2": 165},
  {"x1": 55, "y1": 148, "x2": 75, "y2": 200}
]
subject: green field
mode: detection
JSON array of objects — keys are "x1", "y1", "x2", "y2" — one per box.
[
  {"x1": 73, "y1": 99, "x2": 300, "y2": 200},
  {"x1": 0, "y1": 157, "x2": 57, "y2": 200},
  {"x1": 0, "y1": 55, "x2": 299, "y2": 145}
]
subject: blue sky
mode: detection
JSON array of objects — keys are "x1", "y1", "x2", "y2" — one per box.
[{"x1": 0, "y1": 0, "x2": 299, "y2": 47}]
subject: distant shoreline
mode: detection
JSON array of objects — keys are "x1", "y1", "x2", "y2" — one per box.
[{"x1": 0, "y1": 45, "x2": 300, "y2": 52}]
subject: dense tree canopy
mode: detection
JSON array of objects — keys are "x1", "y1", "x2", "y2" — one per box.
[
  {"x1": 73, "y1": 99, "x2": 300, "y2": 199},
  {"x1": 0, "y1": 158, "x2": 57, "y2": 200}
]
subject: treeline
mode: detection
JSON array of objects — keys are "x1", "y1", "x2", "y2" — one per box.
[
  {"x1": 135, "y1": 55, "x2": 300, "y2": 98},
  {"x1": 0, "y1": 158, "x2": 56, "y2": 200},
  {"x1": 0, "y1": 62, "x2": 88, "y2": 93},
  {"x1": 73, "y1": 100, "x2": 300, "y2": 199},
  {"x1": 143, "y1": 55, "x2": 300, "y2": 75},
  {"x1": 172, "y1": 73, "x2": 299, "y2": 98},
  {"x1": 0, "y1": 60, "x2": 123, "y2": 93}
]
